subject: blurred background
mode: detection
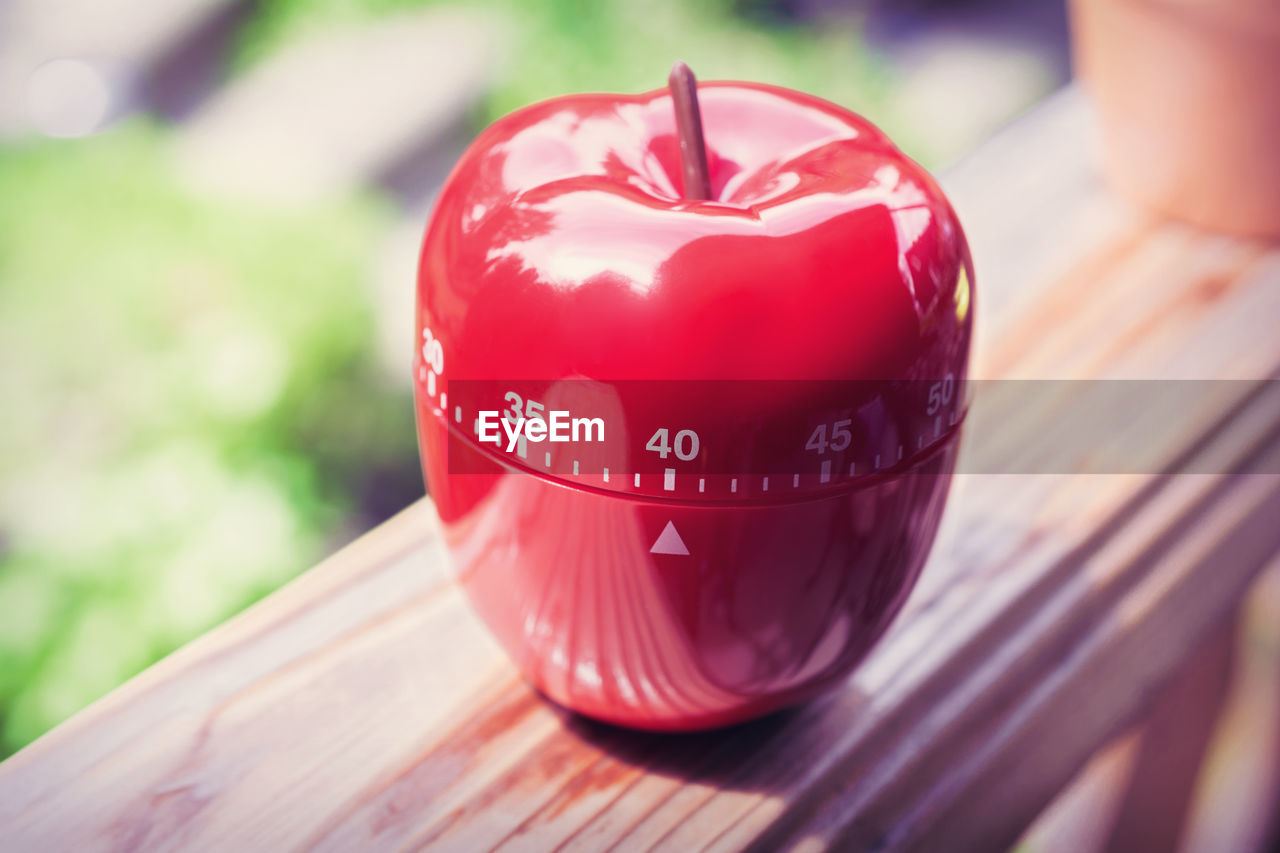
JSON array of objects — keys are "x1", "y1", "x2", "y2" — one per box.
[{"x1": 0, "y1": 0, "x2": 1073, "y2": 758}]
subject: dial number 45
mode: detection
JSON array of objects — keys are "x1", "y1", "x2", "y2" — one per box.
[{"x1": 805, "y1": 419, "x2": 852, "y2": 455}]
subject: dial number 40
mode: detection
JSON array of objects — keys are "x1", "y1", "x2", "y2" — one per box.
[
  {"x1": 805, "y1": 419, "x2": 852, "y2": 455},
  {"x1": 646, "y1": 428, "x2": 700, "y2": 461}
]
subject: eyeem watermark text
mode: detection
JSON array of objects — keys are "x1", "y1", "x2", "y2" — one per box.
[{"x1": 478, "y1": 411, "x2": 605, "y2": 453}]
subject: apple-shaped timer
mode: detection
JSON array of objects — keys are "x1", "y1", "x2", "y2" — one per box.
[{"x1": 414, "y1": 64, "x2": 973, "y2": 730}]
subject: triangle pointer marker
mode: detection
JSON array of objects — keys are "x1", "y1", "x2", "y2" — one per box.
[{"x1": 650, "y1": 520, "x2": 690, "y2": 556}]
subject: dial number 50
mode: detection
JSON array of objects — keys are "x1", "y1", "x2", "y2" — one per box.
[
  {"x1": 646, "y1": 428, "x2": 700, "y2": 461},
  {"x1": 927, "y1": 373, "x2": 956, "y2": 415}
]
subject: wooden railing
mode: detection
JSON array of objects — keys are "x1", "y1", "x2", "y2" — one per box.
[
  {"x1": 4, "y1": 4, "x2": 1280, "y2": 845},
  {"x1": 1, "y1": 85, "x2": 1278, "y2": 850}
]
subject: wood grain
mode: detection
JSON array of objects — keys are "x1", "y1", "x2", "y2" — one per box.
[
  {"x1": 2, "y1": 89, "x2": 1279, "y2": 852},
  {"x1": 1103, "y1": 617, "x2": 1239, "y2": 853}
]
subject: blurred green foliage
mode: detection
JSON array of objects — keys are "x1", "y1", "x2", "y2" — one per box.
[
  {"x1": 0, "y1": 124, "x2": 418, "y2": 754},
  {"x1": 238, "y1": 0, "x2": 915, "y2": 153}
]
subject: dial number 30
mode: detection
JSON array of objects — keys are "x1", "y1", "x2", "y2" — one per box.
[{"x1": 420, "y1": 326, "x2": 445, "y2": 373}]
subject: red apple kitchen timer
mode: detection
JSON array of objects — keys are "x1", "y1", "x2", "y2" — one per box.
[{"x1": 414, "y1": 63, "x2": 973, "y2": 731}]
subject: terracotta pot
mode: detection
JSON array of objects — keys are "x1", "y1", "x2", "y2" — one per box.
[{"x1": 1070, "y1": 0, "x2": 1280, "y2": 237}]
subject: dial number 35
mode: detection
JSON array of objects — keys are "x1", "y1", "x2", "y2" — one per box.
[{"x1": 504, "y1": 391, "x2": 544, "y2": 424}]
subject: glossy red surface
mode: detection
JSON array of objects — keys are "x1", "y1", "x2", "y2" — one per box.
[{"x1": 414, "y1": 82, "x2": 973, "y2": 729}]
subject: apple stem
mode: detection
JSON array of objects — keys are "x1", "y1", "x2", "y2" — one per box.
[{"x1": 668, "y1": 61, "x2": 712, "y2": 201}]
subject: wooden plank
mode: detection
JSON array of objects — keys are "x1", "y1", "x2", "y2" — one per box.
[
  {"x1": 1100, "y1": 617, "x2": 1238, "y2": 852},
  {"x1": 2, "y1": 89, "x2": 1279, "y2": 851},
  {"x1": 1023, "y1": 555, "x2": 1280, "y2": 853},
  {"x1": 0, "y1": 503, "x2": 510, "y2": 849},
  {"x1": 1181, "y1": 562, "x2": 1280, "y2": 853},
  {"x1": 1017, "y1": 732, "x2": 1144, "y2": 853},
  {"x1": 0, "y1": 0, "x2": 250, "y2": 135},
  {"x1": 173, "y1": 8, "x2": 502, "y2": 204}
]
